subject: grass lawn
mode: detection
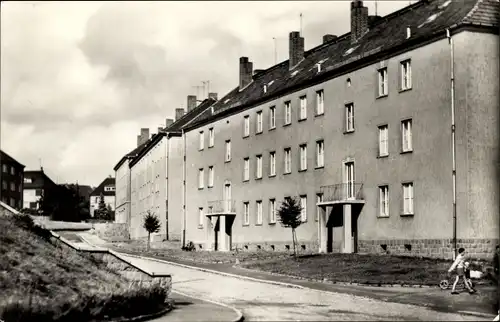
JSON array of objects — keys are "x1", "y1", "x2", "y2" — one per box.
[
  {"x1": 0, "y1": 214, "x2": 169, "y2": 322},
  {"x1": 109, "y1": 240, "x2": 293, "y2": 264},
  {"x1": 241, "y1": 253, "x2": 491, "y2": 286}
]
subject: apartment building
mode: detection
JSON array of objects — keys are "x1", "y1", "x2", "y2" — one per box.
[
  {"x1": 114, "y1": 133, "x2": 150, "y2": 225},
  {"x1": 179, "y1": 0, "x2": 499, "y2": 259},
  {"x1": 126, "y1": 96, "x2": 217, "y2": 241},
  {"x1": 89, "y1": 177, "x2": 116, "y2": 217},
  {"x1": 0, "y1": 150, "x2": 25, "y2": 210}
]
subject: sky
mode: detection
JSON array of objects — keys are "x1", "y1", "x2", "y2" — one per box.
[{"x1": 1, "y1": 0, "x2": 410, "y2": 187}]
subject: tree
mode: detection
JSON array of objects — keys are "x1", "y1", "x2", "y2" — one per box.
[
  {"x1": 143, "y1": 211, "x2": 161, "y2": 251},
  {"x1": 277, "y1": 197, "x2": 303, "y2": 257}
]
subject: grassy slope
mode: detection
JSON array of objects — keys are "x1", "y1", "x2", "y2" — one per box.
[{"x1": 0, "y1": 215, "x2": 167, "y2": 321}]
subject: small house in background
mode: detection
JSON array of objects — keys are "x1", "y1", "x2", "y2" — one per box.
[
  {"x1": 89, "y1": 177, "x2": 115, "y2": 218},
  {"x1": 0, "y1": 150, "x2": 25, "y2": 210},
  {"x1": 23, "y1": 169, "x2": 58, "y2": 211}
]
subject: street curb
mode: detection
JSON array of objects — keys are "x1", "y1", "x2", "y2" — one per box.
[
  {"x1": 109, "y1": 302, "x2": 173, "y2": 322},
  {"x1": 116, "y1": 252, "x2": 304, "y2": 290},
  {"x1": 235, "y1": 265, "x2": 435, "y2": 289},
  {"x1": 172, "y1": 290, "x2": 244, "y2": 322}
]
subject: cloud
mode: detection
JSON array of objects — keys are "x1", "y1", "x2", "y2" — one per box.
[{"x1": 1, "y1": 1, "x2": 408, "y2": 186}]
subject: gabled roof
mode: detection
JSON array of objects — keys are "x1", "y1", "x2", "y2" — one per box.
[
  {"x1": 0, "y1": 150, "x2": 25, "y2": 168},
  {"x1": 128, "y1": 98, "x2": 217, "y2": 168},
  {"x1": 90, "y1": 177, "x2": 116, "y2": 197},
  {"x1": 23, "y1": 170, "x2": 57, "y2": 190},
  {"x1": 113, "y1": 141, "x2": 148, "y2": 171},
  {"x1": 184, "y1": 0, "x2": 499, "y2": 131}
]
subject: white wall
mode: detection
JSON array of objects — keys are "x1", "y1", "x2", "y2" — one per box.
[
  {"x1": 90, "y1": 195, "x2": 115, "y2": 217},
  {"x1": 115, "y1": 160, "x2": 131, "y2": 224},
  {"x1": 23, "y1": 189, "x2": 39, "y2": 209},
  {"x1": 130, "y1": 136, "x2": 167, "y2": 240}
]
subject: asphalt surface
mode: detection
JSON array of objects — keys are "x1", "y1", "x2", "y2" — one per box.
[{"x1": 118, "y1": 253, "x2": 492, "y2": 321}]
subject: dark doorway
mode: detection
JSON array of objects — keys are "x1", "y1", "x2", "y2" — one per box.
[
  {"x1": 214, "y1": 217, "x2": 220, "y2": 251},
  {"x1": 327, "y1": 226, "x2": 333, "y2": 253}
]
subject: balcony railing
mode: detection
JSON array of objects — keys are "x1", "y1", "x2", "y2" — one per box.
[
  {"x1": 320, "y1": 183, "x2": 364, "y2": 203},
  {"x1": 207, "y1": 199, "x2": 236, "y2": 214}
]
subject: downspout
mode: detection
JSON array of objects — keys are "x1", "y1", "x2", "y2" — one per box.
[
  {"x1": 182, "y1": 129, "x2": 187, "y2": 248},
  {"x1": 165, "y1": 133, "x2": 169, "y2": 240},
  {"x1": 447, "y1": 28, "x2": 457, "y2": 259}
]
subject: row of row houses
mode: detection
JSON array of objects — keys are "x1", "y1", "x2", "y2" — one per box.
[{"x1": 113, "y1": 0, "x2": 499, "y2": 259}]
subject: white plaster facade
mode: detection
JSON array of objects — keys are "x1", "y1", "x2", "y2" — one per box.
[
  {"x1": 90, "y1": 194, "x2": 115, "y2": 217},
  {"x1": 115, "y1": 160, "x2": 131, "y2": 224}
]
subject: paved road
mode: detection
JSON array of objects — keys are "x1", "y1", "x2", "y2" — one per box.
[{"x1": 118, "y1": 254, "x2": 486, "y2": 321}]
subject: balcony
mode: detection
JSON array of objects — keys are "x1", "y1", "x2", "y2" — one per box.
[
  {"x1": 207, "y1": 200, "x2": 237, "y2": 216},
  {"x1": 318, "y1": 183, "x2": 365, "y2": 206}
]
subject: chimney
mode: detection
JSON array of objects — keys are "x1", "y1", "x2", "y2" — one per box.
[
  {"x1": 165, "y1": 118, "x2": 174, "y2": 127},
  {"x1": 289, "y1": 31, "x2": 304, "y2": 69},
  {"x1": 208, "y1": 92, "x2": 218, "y2": 101},
  {"x1": 137, "y1": 135, "x2": 142, "y2": 147},
  {"x1": 350, "y1": 0, "x2": 369, "y2": 44},
  {"x1": 323, "y1": 34, "x2": 337, "y2": 44},
  {"x1": 239, "y1": 57, "x2": 253, "y2": 90},
  {"x1": 140, "y1": 128, "x2": 149, "y2": 140},
  {"x1": 187, "y1": 95, "x2": 197, "y2": 112},
  {"x1": 158, "y1": 127, "x2": 163, "y2": 133},
  {"x1": 175, "y1": 108, "x2": 185, "y2": 121}
]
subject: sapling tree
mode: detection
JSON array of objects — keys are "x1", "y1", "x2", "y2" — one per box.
[
  {"x1": 277, "y1": 197, "x2": 303, "y2": 257},
  {"x1": 143, "y1": 210, "x2": 161, "y2": 251}
]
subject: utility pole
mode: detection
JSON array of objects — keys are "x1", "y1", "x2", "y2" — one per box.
[{"x1": 273, "y1": 37, "x2": 277, "y2": 65}]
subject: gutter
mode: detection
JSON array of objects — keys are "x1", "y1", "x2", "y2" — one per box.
[
  {"x1": 181, "y1": 129, "x2": 187, "y2": 248},
  {"x1": 446, "y1": 28, "x2": 458, "y2": 260},
  {"x1": 165, "y1": 134, "x2": 170, "y2": 240}
]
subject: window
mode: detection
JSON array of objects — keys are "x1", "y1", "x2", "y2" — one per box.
[
  {"x1": 104, "y1": 186, "x2": 115, "y2": 192},
  {"x1": 378, "y1": 67, "x2": 388, "y2": 96},
  {"x1": 316, "y1": 90, "x2": 324, "y2": 115},
  {"x1": 24, "y1": 178, "x2": 32, "y2": 183},
  {"x1": 256, "y1": 111, "x2": 263, "y2": 133},
  {"x1": 208, "y1": 206, "x2": 213, "y2": 214},
  {"x1": 198, "y1": 208, "x2": 204, "y2": 227},
  {"x1": 378, "y1": 125, "x2": 389, "y2": 156},
  {"x1": 402, "y1": 182, "x2": 414, "y2": 215},
  {"x1": 256, "y1": 155, "x2": 262, "y2": 179},
  {"x1": 208, "y1": 128, "x2": 214, "y2": 147},
  {"x1": 10, "y1": 198, "x2": 15, "y2": 207},
  {"x1": 269, "y1": 151, "x2": 276, "y2": 176},
  {"x1": 284, "y1": 101, "x2": 291, "y2": 125},
  {"x1": 199, "y1": 131, "x2": 204, "y2": 150},
  {"x1": 401, "y1": 60, "x2": 412, "y2": 90},
  {"x1": 29, "y1": 202, "x2": 37, "y2": 209},
  {"x1": 269, "y1": 106, "x2": 276, "y2": 129},
  {"x1": 225, "y1": 140, "x2": 231, "y2": 162},
  {"x1": 256, "y1": 200, "x2": 263, "y2": 225},
  {"x1": 300, "y1": 195, "x2": 307, "y2": 222},
  {"x1": 299, "y1": 144, "x2": 307, "y2": 171},
  {"x1": 1, "y1": 181, "x2": 6, "y2": 190},
  {"x1": 1, "y1": 164, "x2": 6, "y2": 173},
  {"x1": 198, "y1": 168, "x2": 204, "y2": 189},
  {"x1": 243, "y1": 115, "x2": 250, "y2": 137},
  {"x1": 269, "y1": 199, "x2": 276, "y2": 223},
  {"x1": 208, "y1": 166, "x2": 214, "y2": 188},
  {"x1": 35, "y1": 189, "x2": 42, "y2": 196},
  {"x1": 284, "y1": 148, "x2": 291, "y2": 174},
  {"x1": 379, "y1": 185, "x2": 389, "y2": 217},
  {"x1": 316, "y1": 193, "x2": 323, "y2": 221},
  {"x1": 316, "y1": 140, "x2": 324, "y2": 168},
  {"x1": 401, "y1": 119, "x2": 413, "y2": 152},
  {"x1": 10, "y1": 182, "x2": 15, "y2": 191},
  {"x1": 18, "y1": 184, "x2": 21, "y2": 192},
  {"x1": 243, "y1": 158, "x2": 250, "y2": 181},
  {"x1": 95, "y1": 197, "x2": 99, "y2": 203},
  {"x1": 10, "y1": 167, "x2": 15, "y2": 175},
  {"x1": 243, "y1": 202, "x2": 250, "y2": 225},
  {"x1": 345, "y1": 103, "x2": 354, "y2": 132},
  {"x1": 299, "y1": 95, "x2": 307, "y2": 120}
]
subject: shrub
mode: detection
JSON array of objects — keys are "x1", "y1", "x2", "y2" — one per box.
[
  {"x1": 12, "y1": 213, "x2": 52, "y2": 241},
  {"x1": 181, "y1": 241, "x2": 196, "y2": 252}
]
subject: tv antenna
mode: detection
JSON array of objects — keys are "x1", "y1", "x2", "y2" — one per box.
[
  {"x1": 273, "y1": 37, "x2": 277, "y2": 65},
  {"x1": 202, "y1": 80, "x2": 211, "y2": 98},
  {"x1": 192, "y1": 85, "x2": 203, "y2": 97},
  {"x1": 299, "y1": 13, "x2": 303, "y2": 36}
]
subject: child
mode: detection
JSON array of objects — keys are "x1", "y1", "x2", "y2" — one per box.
[{"x1": 448, "y1": 247, "x2": 476, "y2": 294}]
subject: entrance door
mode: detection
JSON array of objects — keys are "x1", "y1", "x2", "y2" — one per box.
[{"x1": 344, "y1": 161, "x2": 355, "y2": 199}]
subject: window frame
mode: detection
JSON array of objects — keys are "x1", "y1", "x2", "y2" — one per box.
[
  {"x1": 400, "y1": 59, "x2": 412, "y2": 91},
  {"x1": 256, "y1": 111, "x2": 263, "y2": 134},
  {"x1": 378, "y1": 67, "x2": 388, "y2": 97},
  {"x1": 316, "y1": 90, "x2": 324, "y2": 116},
  {"x1": 256, "y1": 200, "x2": 263, "y2": 225},
  {"x1": 199, "y1": 130, "x2": 204, "y2": 151},
  {"x1": 284, "y1": 148, "x2": 292, "y2": 174},
  {"x1": 256, "y1": 155, "x2": 263, "y2": 179},
  {"x1": 208, "y1": 166, "x2": 214, "y2": 188},
  {"x1": 198, "y1": 168, "x2": 204, "y2": 189},
  {"x1": 315, "y1": 193, "x2": 323, "y2": 222},
  {"x1": 378, "y1": 124, "x2": 389, "y2": 157},
  {"x1": 269, "y1": 198, "x2": 276, "y2": 224},
  {"x1": 402, "y1": 182, "x2": 414, "y2": 215},
  {"x1": 300, "y1": 195, "x2": 307, "y2": 222},
  {"x1": 243, "y1": 202, "x2": 250, "y2": 225},
  {"x1": 208, "y1": 127, "x2": 215, "y2": 148},
  {"x1": 243, "y1": 158, "x2": 250, "y2": 181},
  {"x1": 315, "y1": 140, "x2": 324, "y2": 168},
  {"x1": 299, "y1": 95, "x2": 307, "y2": 120},
  {"x1": 243, "y1": 115, "x2": 250, "y2": 137},
  {"x1": 269, "y1": 106, "x2": 276, "y2": 130},
  {"x1": 345, "y1": 103, "x2": 355, "y2": 133},
  {"x1": 378, "y1": 185, "x2": 389, "y2": 217},
  {"x1": 299, "y1": 144, "x2": 307, "y2": 171},
  {"x1": 198, "y1": 207, "x2": 204, "y2": 227},
  {"x1": 225, "y1": 140, "x2": 231, "y2": 162},
  {"x1": 284, "y1": 101, "x2": 292, "y2": 125},
  {"x1": 401, "y1": 119, "x2": 413, "y2": 153},
  {"x1": 269, "y1": 151, "x2": 276, "y2": 177}
]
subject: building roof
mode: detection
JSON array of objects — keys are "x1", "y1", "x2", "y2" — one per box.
[
  {"x1": 60, "y1": 183, "x2": 94, "y2": 199},
  {"x1": 113, "y1": 141, "x2": 149, "y2": 171},
  {"x1": 184, "y1": 0, "x2": 499, "y2": 131},
  {"x1": 23, "y1": 170, "x2": 57, "y2": 190},
  {"x1": 128, "y1": 97, "x2": 217, "y2": 168},
  {"x1": 90, "y1": 177, "x2": 116, "y2": 197},
  {"x1": 0, "y1": 150, "x2": 25, "y2": 168}
]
